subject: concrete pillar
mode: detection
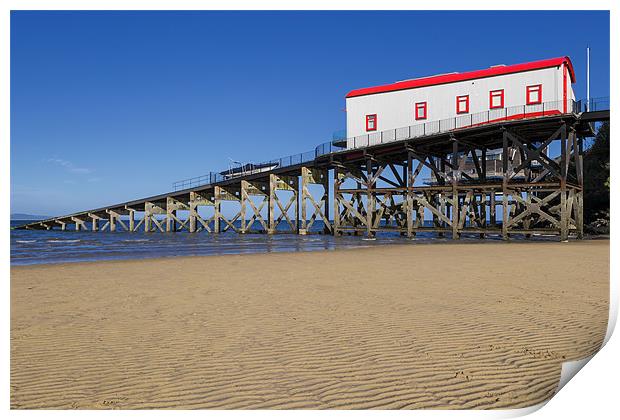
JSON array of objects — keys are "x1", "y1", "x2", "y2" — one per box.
[
  {"x1": 144, "y1": 204, "x2": 152, "y2": 233},
  {"x1": 166, "y1": 197, "x2": 174, "y2": 233},
  {"x1": 189, "y1": 192, "x2": 198, "y2": 233},
  {"x1": 72, "y1": 217, "x2": 86, "y2": 231},
  {"x1": 89, "y1": 214, "x2": 100, "y2": 232},
  {"x1": 128, "y1": 209, "x2": 135, "y2": 232},
  {"x1": 109, "y1": 212, "x2": 116, "y2": 232}
]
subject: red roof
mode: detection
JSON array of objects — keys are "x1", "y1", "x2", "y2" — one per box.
[{"x1": 346, "y1": 56, "x2": 576, "y2": 98}]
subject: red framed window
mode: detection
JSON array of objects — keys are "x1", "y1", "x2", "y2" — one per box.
[
  {"x1": 415, "y1": 102, "x2": 427, "y2": 120},
  {"x1": 489, "y1": 89, "x2": 504, "y2": 109},
  {"x1": 365, "y1": 114, "x2": 377, "y2": 132},
  {"x1": 456, "y1": 95, "x2": 469, "y2": 114},
  {"x1": 526, "y1": 84, "x2": 542, "y2": 105}
]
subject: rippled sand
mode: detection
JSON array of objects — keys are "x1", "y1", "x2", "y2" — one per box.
[{"x1": 11, "y1": 240, "x2": 609, "y2": 409}]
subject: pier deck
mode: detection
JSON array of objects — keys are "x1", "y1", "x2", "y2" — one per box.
[{"x1": 15, "y1": 102, "x2": 609, "y2": 241}]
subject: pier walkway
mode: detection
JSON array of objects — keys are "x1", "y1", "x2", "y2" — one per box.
[{"x1": 15, "y1": 98, "x2": 609, "y2": 241}]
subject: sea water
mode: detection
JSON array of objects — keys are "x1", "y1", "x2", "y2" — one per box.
[
  {"x1": 11, "y1": 220, "x2": 455, "y2": 266},
  {"x1": 13, "y1": 219, "x2": 554, "y2": 266}
]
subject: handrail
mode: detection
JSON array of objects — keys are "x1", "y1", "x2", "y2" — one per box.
[
  {"x1": 173, "y1": 98, "x2": 590, "y2": 191},
  {"x1": 582, "y1": 96, "x2": 610, "y2": 112}
]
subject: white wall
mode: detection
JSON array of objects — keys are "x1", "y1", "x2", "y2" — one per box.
[{"x1": 345, "y1": 66, "x2": 576, "y2": 148}]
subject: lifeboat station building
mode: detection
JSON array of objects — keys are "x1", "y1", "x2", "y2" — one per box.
[{"x1": 344, "y1": 57, "x2": 576, "y2": 148}]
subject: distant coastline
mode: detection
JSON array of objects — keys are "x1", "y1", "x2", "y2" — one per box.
[{"x1": 10, "y1": 213, "x2": 51, "y2": 221}]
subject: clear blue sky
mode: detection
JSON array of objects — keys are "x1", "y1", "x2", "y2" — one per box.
[{"x1": 11, "y1": 10, "x2": 610, "y2": 216}]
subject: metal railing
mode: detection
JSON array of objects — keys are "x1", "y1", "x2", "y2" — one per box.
[
  {"x1": 173, "y1": 98, "x2": 598, "y2": 192},
  {"x1": 172, "y1": 172, "x2": 223, "y2": 191},
  {"x1": 338, "y1": 99, "x2": 578, "y2": 150},
  {"x1": 582, "y1": 96, "x2": 610, "y2": 112},
  {"x1": 313, "y1": 99, "x2": 581, "y2": 156},
  {"x1": 173, "y1": 150, "x2": 316, "y2": 191}
]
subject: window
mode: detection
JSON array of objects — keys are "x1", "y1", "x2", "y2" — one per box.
[
  {"x1": 456, "y1": 95, "x2": 469, "y2": 114},
  {"x1": 489, "y1": 89, "x2": 504, "y2": 109},
  {"x1": 415, "y1": 102, "x2": 427, "y2": 120},
  {"x1": 366, "y1": 114, "x2": 377, "y2": 132},
  {"x1": 526, "y1": 84, "x2": 542, "y2": 105}
]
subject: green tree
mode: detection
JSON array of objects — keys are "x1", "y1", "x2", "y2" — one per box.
[{"x1": 583, "y1": 122, "x2": 610, "y2": 224}]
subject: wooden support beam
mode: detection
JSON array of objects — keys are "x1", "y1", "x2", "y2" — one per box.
[
  {"x1": 166, "y1": 198, "x2": 175, "y2": 233},
  {"x1": 125, "y1": 207, "x2": 135, "y2": 232},
  {"x1": 240, "y1": 181, "x2": 248, "y2": 234},
  {"x1": 333, "y1": 167, "x2": 342, "y2": 236},
  {"x1": 481, "y1": 148, "x2": 487, "y2": 183},
  {"x1": 268, "y1": 176, "x2": 276, "y2": 234},
  {"x1": 502, "y1": 129, "x2": 509, "y2": 240},
  {"x1": 134, "y1": 216, "x2": 145, "y2": 232},
  {"x1": 406, "y1": 152, "x2": 414, "y2": 238},
  {"x1": 214, "y1": 190, "x2": 221, "y2": 233},
  {"x1": 300, "y1": 167, "x2": 331, "y2": 235},
  {"x1": 576, "y1": 135, "x2": 584, "y2": 239},
  {"x1": 479, "y1": 190, "x2": 487, "y2": 238},
  {"x1": 144, "y1": 201, "x2": 166, "y2": 233},
  {"x1": 108, "y1": 211, "x2": 116, "y2": 232},
  {"x1": 88, "y1": 213, "x2": 102, "y2": 232},
  {"x1": 451, "y1": 138, "x2": 460, "y2": 240},
  {"x1": 575, "y1": 189, "x2": 584, "y2": 239},
  {"x1": 489, "y1": 189, "x2": 496, "y2": 227},
  {"x1": 301, "y1": 169, "x2": 308, "y2": 235},
  {"x1": 269, "y1": 173, "x2": 299, "y2": 234},
  {"x1": 505, "y1": 126, "x2": 562, "y2": 182},
  {"x1": 560, "y1": 123, "x2": 569, "y2": 241},
  {"x1": 71, "y1": 216, "x2": 87, "y2": 231},
  {"x1": 240, "y1": 180, "x2": 268, "y2": 233},
  {"x1": 214, "y1": 186, "x2": 240, "y2": 233},
  {"x1": 366, "y1": 159, "x2": 375, "y2": 238},
  {"x1": 107, "y1": 210, "x2": 129, "y2": 232},
  {"x1": 189, "y1": 192, "x2": 206, "y2": 233},
  {"x1": 25, "y1": 118, "x2": 577, "y2": 242},
  {"x1": 166, "y1": 197, "x2": 189, "y2": 232},
  {"x1": 144, "y1": 208, "x2": 151, "y2": 232}
]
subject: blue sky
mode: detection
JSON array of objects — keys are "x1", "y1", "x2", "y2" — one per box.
[{"x1": 11, "y1": 10, "x2": 610, "y2": 216}]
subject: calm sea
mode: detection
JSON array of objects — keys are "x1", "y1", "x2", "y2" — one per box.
[{"x1": 12, "y1": 220, "x2": 466, "y2": 266}]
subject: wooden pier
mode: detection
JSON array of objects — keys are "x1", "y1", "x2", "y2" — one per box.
[{"x1": 15, "y1": 111, "x2": 604, "y2": 241}]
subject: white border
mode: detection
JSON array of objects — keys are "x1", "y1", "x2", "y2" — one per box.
[{"x1": 3, "y1": 2, "x2": 617, "y2": 419}]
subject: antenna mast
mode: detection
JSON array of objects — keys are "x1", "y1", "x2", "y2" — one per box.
[{"x1": 586, "y1": 47, "x2": 590, "y2": 111}]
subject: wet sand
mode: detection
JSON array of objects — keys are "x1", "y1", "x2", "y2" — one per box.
[{"x1": 11, "y1": 240, "x2": 609, "y2": 409}]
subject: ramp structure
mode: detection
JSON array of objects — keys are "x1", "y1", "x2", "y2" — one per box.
[{"x1": 15, "y1": 98, "x2": 609, "y2": 241}]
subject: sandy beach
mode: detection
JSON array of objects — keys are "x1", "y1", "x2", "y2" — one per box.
[{"x1": 11, "y1": 240, "x2": 609, "y2": 409}]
